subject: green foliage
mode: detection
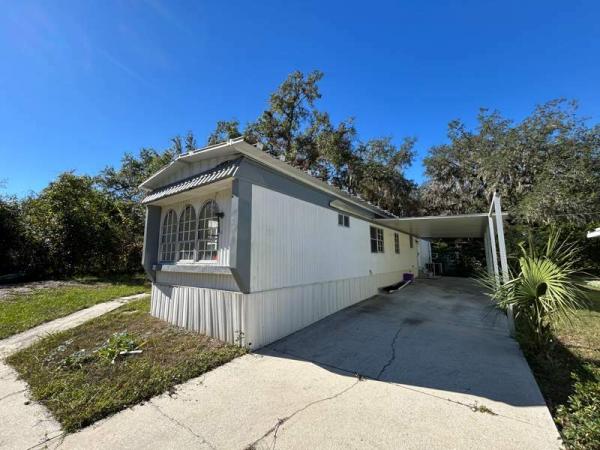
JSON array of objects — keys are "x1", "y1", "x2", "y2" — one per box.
[
  {"x1": 7, "y1": 298, "x2": 246, "y2": 431},
  {"x1": 556, "y1": 365, "x2": 600, "y2": 449},
  {"x1": 0, "y1": 195, "x2": 26, "y2": 274},
  {"x1": 421, "y1": 99, "x2": 600, "y2": 224},
  {"x1": 207, "y1": 70, "x2": 418, "y2": 216},
  {"x1": 207, "y1": 119, "x2": 242, "y2": 145},
  {"x1": 483, "y1": 230, "x2": 589, "y2": 348},
  {"x1": 96, "y1": 332, "x2": 142, "y2": 364},
  {"x1": 20, "y1": 173, "x2": 123, "y2": 276},
  {"x1": 0, "y1": 141, "x2": 181, "y2": 278},
  {"x1": 96, "y1": 146, "x2": 181, "y2": 274}
]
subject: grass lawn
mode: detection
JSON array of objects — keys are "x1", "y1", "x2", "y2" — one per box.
[
  {"x1": 521, "y1": 285, "x2": 600, "y2": 449},
  {"x1": 8, "y1": 297, "x2": 246, "y2": 432},
  {"x1": 0, "y1": 275, "x2": 150, "y2": 339}
]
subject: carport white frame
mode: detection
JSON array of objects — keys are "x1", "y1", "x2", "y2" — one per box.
[{"x1": 484, "y1": 192, "x2": 515, "y2": 335}]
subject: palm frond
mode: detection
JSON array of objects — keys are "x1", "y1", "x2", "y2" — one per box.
[{"x1": 479, "y1": 228, "x2": 588, "y2": 345}]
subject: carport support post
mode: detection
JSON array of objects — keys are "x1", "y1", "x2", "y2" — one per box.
[
  {"x1": 493, "y1": 194, "x2": 515, "y2": 336},
  {"x1": 487, "y1": 216, "x2": 500, "y2": 280},
  {"x1": 483, "y1": 229, "x2": 492, "y2": 275}
]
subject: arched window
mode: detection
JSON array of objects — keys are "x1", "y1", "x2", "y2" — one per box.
[
  {"x1": 197, "y1": 200, "x2": 220, "y2": 261},
  {"x1": 177, "y1": 205, "x2": 196, "y2": 261},
  {"x1": 159, "y1": 210, "x2": 178, "y2": 262}
]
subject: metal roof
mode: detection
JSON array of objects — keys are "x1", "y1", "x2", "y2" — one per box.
[
  {"x1": 141, "y1": 158, "x2": 241, "y2": 204},
  {"x1": 376, "y1": 213, "x2": 507, "y2": 239},
  {"x1": 139, "y1": 138, "x2": 396, "y2": 218}
]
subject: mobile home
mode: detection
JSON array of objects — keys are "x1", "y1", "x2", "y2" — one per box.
[{"x1": 140, "y1": 138, "x2": 419, "y2": 348}]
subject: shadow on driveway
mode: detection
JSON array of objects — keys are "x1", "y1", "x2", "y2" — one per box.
[{"x1": 261, "y1": 277, "x2": 546, "y2": 408}]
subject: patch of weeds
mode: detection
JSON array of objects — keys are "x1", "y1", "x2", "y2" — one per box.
[
  {"x1": 471, "y1": 403, "x2": 497, "y2": 415},
  {"x1": 7, "y1": 297, "x2": 246, "y2": 432},
  {"x1": 96, "y1": 332, "x2": 144, "y2": 364},
  {"x1": 62, "y1": 349, "x2": 95, "y2": 370}
]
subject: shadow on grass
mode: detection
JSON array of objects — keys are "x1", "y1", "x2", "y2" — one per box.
[{"x1": 520, "y1": 334, "x2": 597, "y2": 413}]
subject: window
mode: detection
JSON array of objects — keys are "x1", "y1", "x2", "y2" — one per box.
[
  {"x1": 370, "y1": 226, "x2": 384, "y2": 253},
  {"x1": 338, "y1": 214, "x2": 350, "y2": 227},
  {"x1": 394, "y1": 233, "x2": 400, "y2": 254},
  {"x1": 197, "y1": 200, "x2": 220, "y2": 261},
  {"x1": 410, "y1": 235, "x2": 414, "y2": 249},
  {"x1": 177, "y1": 205, "x2": 196, "y2": 261},
  {"x1": 160, "y1": 210, "x2": 178, "y2": 262}
]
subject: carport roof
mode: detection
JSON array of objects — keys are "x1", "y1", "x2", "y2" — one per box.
[{"x1": 375, "y1": 213, "x2": 507, "y2": 239}]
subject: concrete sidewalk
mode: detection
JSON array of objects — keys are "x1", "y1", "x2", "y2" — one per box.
[
  {"x1": 0, "y1": 292, "x2": 149, "y2": 450},
  {"x1": 0, "y1": 293, "x2": 149, "y2": 359},
  {"x1": 45, "y1": 278, "x2": 561, "y2": 449}
]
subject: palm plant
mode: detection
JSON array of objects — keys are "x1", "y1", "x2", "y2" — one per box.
[{"x1": 481, "y1": 230, "x2": 589, "y2": 348}]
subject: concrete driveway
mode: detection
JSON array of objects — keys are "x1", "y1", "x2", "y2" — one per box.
[{"x1": 53, "y1": 277, "x2": 560, "y2": 449}]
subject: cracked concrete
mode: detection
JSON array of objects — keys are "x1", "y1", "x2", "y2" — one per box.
[
  {"x1": 375, "y1": 327, "x2": 402, "y2": 380},
  {"x1": 27, "y1": 277, "x2": 561, "y2": 449},
  {"x1": 150, "y1": 402, "x2": 217, "y2": 449},
  {"x1": 246, "y1": 380, "x2": 362, "y2": 450}
]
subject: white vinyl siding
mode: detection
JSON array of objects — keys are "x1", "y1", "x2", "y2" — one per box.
[{"x1": 250, "y1": 185, "x2": 418, "y2": 292}]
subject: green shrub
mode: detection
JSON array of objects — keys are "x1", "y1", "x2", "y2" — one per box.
[
  {"x1": 481, "y1": 229, "x2": 589, "y2": 349},
  {"x1": 556, "y1": 365, "x2": 600, "y2": 450}
]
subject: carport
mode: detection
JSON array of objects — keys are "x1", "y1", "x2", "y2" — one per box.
[{"x1": 375, "y1": 193, "x2": 513, "y2": 332}]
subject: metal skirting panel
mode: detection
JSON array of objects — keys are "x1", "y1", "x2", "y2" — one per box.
[
  {"x1": 244, "y1": 270, "x2": 404, "y2": 349},
  {"x1": 151, "y1": 284, "x2": 244, "y2": 343},
  {"x1": 155, "y1": 271, "x2": 239, "y2": 291},
  {"x1": 151, "y1": 271, "x2": 404, "y2": 348}
]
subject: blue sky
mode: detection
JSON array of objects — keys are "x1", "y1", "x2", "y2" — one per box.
[{"x1": 1, "y1": 0, "x2": 599, "y2": 196}]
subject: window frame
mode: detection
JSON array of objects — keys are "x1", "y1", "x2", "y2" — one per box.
[
  {"x1": 159, "y1": 209, "x2": 178, "y2": 263},
  {"x1": 394, "y1": 233, "x2": 400, "y2": 254},
  {"x1": 177, "y1": 205, "x2": 197, "y2": 262},
  {"x1": 338, "y1": 213, "x2": 350, "y2": 228},
  {"x1": 197, "y1": 200, "x2": 221, "y2": 262},
  {"x1": 370, "y1": 226, "x2": 384, "y2": 253}
]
